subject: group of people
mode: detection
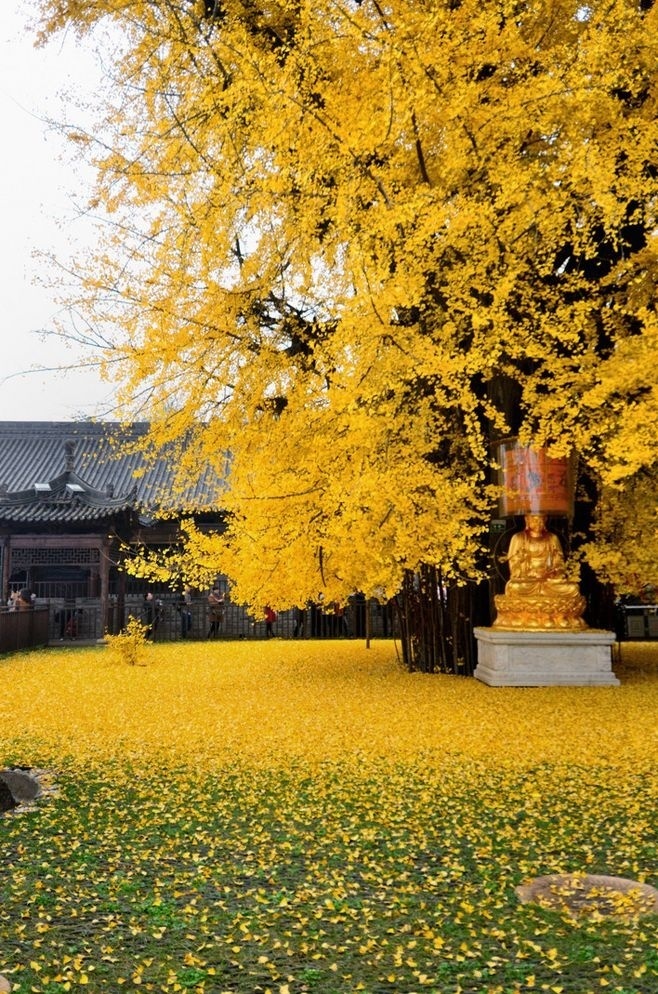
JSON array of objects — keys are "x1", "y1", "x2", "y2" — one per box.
[
  {"x1": 140, "y1": 585, "x2": 226, "y2": 639},
  {"x1": 5, "y1": 589, "x2": 34, "y2": 612}
]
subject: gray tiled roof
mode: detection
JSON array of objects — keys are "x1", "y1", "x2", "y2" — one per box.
[
  {"x1": 0, "y1": 468, "x2": 135, "y2": 524},
  {"x1": 0, "y1": 422, "x2": 223, "y2": 523}
]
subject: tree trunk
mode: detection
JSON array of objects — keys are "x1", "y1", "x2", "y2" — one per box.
[{"x1": 394, "y1": 566, "x2": 485, "y2": 675}]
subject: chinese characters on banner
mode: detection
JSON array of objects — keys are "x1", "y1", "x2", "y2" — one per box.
[{"x1": 499, "y1": 444, "x2": 573, "y2": 516}]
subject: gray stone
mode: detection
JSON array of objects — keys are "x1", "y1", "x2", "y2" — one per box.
[
  {"x1": 473, "y1": 627, "x2": 619, "y2": 686},
  {"x1": 516, "y1": 873, "x2": 658, "y2": 918},
  {"x1": 0, "y1": 779, "x2": 17, "y2": 812},
  {"x1": 0, "y1": 768, "x2": 41, "y2": 803}
]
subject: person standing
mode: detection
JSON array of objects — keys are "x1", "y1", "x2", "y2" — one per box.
[
  {"x1": 264, "y1": 605, "x2": 277, "y2": 638},
  {"x1": 141, "y1": 591, "x2": 161, "y2": 639},
  {"x1": 293, "y1": 605, "x2": 306, "y2": 638},
  {"x1": 17, "y1": 589, "x2": 33, "y2": 611},
  {"x1": 178, "y1": 585, "x2": 193, "y2": 637},
  {"x1": 207, "y1": 587, "x2": 225, "y2": 638}
]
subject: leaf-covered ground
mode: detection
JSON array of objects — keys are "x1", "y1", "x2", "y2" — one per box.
[{"x1": 1, "y1": 641, "x2": 656, "y2": 994}]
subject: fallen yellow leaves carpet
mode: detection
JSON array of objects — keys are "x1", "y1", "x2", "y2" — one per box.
[
  {"x1": 0, "y1": 640, "x2": 656, "y2": 771},
  {"x1": 0, "y1": 641, "x2": 656, "y2": 994}
]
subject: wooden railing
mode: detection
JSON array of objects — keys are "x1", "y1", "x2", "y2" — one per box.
[{"x1": 0, "y1": 608, "x2": 49, "y2": 654}]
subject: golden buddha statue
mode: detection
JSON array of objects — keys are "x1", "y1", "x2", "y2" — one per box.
[{"x1": 493, "y1": 514, "x2": 587, "y2": 630}]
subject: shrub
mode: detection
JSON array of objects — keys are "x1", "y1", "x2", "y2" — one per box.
[{"x1": 105, "y1": 615, "x2": 149, "y2": 666}]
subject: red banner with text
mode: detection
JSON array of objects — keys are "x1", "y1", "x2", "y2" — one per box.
[{"x1": 498, "y1": 443, "x2": 574, "y2": 516}]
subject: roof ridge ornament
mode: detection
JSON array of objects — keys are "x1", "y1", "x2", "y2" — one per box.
[{"x1": 64, "y1": 440, "x2": 76, "y2": 472}]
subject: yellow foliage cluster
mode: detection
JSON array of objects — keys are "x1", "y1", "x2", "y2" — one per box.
[
  {"x1": 582, "y1": 476, "x2": 658, "y2": 595},
  {"x1": 30, "y1": 0, "x2": 658, "y2": 611},
  {"x1": 103, "y1": 615, "x2": 149, "y2": 666}
]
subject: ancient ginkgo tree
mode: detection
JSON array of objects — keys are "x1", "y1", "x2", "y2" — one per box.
[{"x1": 33, "y1": 0, "x2": 658, "y2": 667}]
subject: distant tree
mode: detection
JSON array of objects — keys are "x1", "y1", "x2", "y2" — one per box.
[{"x1": 34, "y1": 0, "x2": 658, "y2": 668}]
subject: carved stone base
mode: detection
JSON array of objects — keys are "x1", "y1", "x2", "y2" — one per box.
[{"x1": 473, "y1": 627, "x2": 619, "y2": 687}]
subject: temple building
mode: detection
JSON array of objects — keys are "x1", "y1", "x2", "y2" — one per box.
[{"x1": 0, "y1": 421, "x2": 223, "y2": 638}]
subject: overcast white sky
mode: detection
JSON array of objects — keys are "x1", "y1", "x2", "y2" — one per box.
[{"x1": 0, "y1": 4, "x2": 117, "y2": 422}]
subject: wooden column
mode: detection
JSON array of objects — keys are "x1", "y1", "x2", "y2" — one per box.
[
  {"x1": 100, "y1": 536, "x2": 110, "y2": 637},
  {"x1": 1, "y1": 536, "x2": 9, "y2": 601}
]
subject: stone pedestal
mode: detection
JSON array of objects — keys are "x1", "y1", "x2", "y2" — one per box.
[{"x1": 473, "y1": 627, "x2": 619, "y2": 686}]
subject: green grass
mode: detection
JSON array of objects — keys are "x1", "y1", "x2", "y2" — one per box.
[{"x1": 1, "y1": 761, "x2": 656, "y2": 993}]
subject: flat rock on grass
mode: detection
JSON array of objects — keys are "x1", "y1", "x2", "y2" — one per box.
[
  {"x1": 0, "y1": 769, "x2": 41, "y2": 803},
  {"x1": 517, "y1": 873, "x2": 658, "y2": 918}
]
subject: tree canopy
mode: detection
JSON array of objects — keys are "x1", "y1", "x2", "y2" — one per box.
[{"x1": 34, "y1": 0, "x2": 658, "y2": 610}]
